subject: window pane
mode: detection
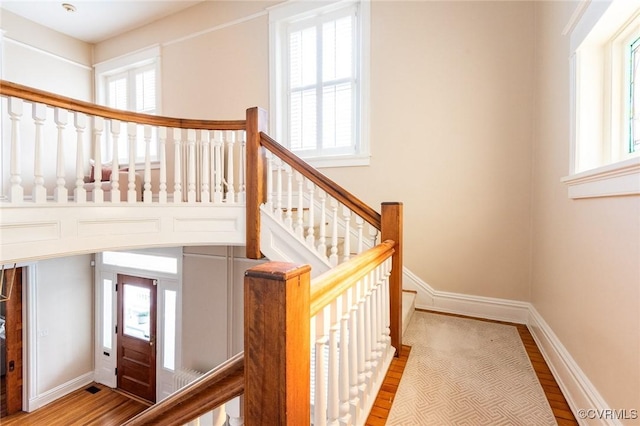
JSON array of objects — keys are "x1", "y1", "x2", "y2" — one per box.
[
  {"x1": 108, "y1": 76, "x2": 128, "y2": 110},
  {"x1": 323, "y1": 83, "x2": 352, "y2": 148},
  {"x1": 135, "y1": 69, "x2": 156, "y2": 113},
  {"x1": 103, "y1": 279, "x2": 113, "y2": 349},
  {"x1": 290, "y1": 89, "x2": 317, "y2": 151},
  {"x1": 290, "y1": 27, "x2": 317, "y2": 88},
  {"x1": 103, "y1": 251, "x2": 178, "y2": 274},
  {"x1": 163, "y1": 290, "x2": 177, "y2": 370},
  {"x1": 123, "y1": 284, "x2": 151, "y2": 341},
  {"x1": 323, "y1": 16, "x2": 353, "y2": 82}
]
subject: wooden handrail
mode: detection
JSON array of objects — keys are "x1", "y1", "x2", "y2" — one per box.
[
  {"x1": 310, "y1": 240, "x2": 395, "y2": 317},
  {"x1": 121, "y1": 352, "x2": 244, "y2": 426},
  {"x1": 260, "y1": 132, "x2": 382, "y2": 229},
  {"x1": 0, "y1": 80, "x2": 246, "y2": 130}
]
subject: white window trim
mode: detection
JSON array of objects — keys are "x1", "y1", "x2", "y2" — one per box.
[
  {"x1": 565, "y1": 0, "x2": 640, "y2": 198},
  {"x1": 269, "y1": 0, "x2": 371, "y2": 169}
]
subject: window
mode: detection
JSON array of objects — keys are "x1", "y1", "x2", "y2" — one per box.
[
  {"x1": 95, "y1": 46, "x2": 161, "y2": 164},
  {"x1": 564, "y1": 0, "x2": 640, "y2": 198},
  {"x1": 270, "y1": 1, "x2": 370, "y2": 167}
]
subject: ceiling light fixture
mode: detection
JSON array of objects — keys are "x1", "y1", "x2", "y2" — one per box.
[{"x1": 61, "y1": 3, "x2": 76, "y2": 13}]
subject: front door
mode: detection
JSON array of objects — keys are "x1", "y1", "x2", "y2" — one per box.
[{"x1": 117, "y1": 274, "x2": 157, "y2": 403}]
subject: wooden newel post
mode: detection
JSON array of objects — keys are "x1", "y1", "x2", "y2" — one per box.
[
  {"x1": 244, "y1": 262, "x2": 311, "y2": 426},
  {"x1": 381, "y1": 202, "x2": 403, "y2": 357},
  {"x1": 245, "y1": 107, "x2": 269, "y2": 259}
]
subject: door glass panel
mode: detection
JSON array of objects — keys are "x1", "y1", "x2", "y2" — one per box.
[
  {"x1": 103, "y1": 278, "x2": 113, "y2": 349},
  {"x1": 163, "y1": 290, "x2": 177, "y2": 370},
  {"x1": 123, "y1": 284, "x2": 151, "y2": 341}
]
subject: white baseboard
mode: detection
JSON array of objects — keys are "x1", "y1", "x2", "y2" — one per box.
[
  {"x1": 402, "y1": 267, "x2": 530, "y2": 324},
  {"x1": 528, "y1": 308, "x2": 620, "y2": 426},
  {"x1": 402, "y1": 267, "x2": 622, "y2": 426},
  {"x1": 28, "y1": 371, "x2": 95, "y2": 412}
]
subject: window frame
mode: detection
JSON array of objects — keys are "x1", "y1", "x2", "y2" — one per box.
[
  {"x1": 269, "y1": 0, "x2": 371, "y2": 168},
  {"x1": 94, "y1": 46, "x2": 162, "y2": 166},
  {"x1": 564, "y1": 0, "x2": 640, "y2": 198}
]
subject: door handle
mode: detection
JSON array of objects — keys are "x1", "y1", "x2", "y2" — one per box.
[
  {"x1": 149, "y1": 336, "x2": 155, "y2": 347},
  {"x1": 9, "y1": 360, "x2": 15, "y2": 372}
]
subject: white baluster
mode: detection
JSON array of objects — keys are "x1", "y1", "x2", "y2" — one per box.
[
  {"x1": 213, "y1": 130, "x2": 223, "y2": 203},
  {"x1": 266, "y1": 151, "x2": 274, "y2": 211},
  {"x1": 329, "y1": 199, "x2": 339, "y2": 266},
  {"x1": 74, "y1": 112, "x2": 87, "y2": 203},
  {"x1": 339, "y1": 293, "x2": 352, "y2": 426},
  {"x1": 306, "y1": 180, "x2": 316, "y2": 247},
  {"x1": 92, "y1": 116, "x2": 105, "y2": 203},
  {"x1": 356, "y1": 278, "x2": 367, "y2": 411},
  {"x1": 225, "y1": 130, "x2": 236, "y2": 203},
  {"x1": 342, "y1": 206, "x2": 352, "y2": 263},
  {"x1": 143, "y1": 125, "x2": 152, "y2": 203},
  {"x1": 363, "y1": 272, "x2": 375, "y2": 393},
  {"x1": 110, "y1": 120, "x2": 121, "y2": 203},
  {"x1": 200, "y1": 130, "x2": 211, "y2": 203},
  {"x1": 327, "y1": 300, "x2": 340, "y2": 425},
  {"x1": 173, "y1": 128, "x2": 182, "y2": 203},
  {"x1": 53, "y1": 108, "x2": 68, "y2": 203},
  {"x1": 158, "y1": 127, "x2": 167, "y2": 204},
  {"x1": 317, "y1": 190, "x2": 328, "y2": 260},
  {"x1": 314, "y1": 308, "x2": 328, "y2": 426},
  {"x1": 294, "y1": 172, "x2": 304, "y2": 237},
  {"x1": 285, "y1": 166, "x2": 294, "y2": 229},
  {"x1": 238, "y1": 130, "x2": 246, "y2": 204},
  {"x1": 226, "y1": 396, "x2": 244, "y2": 426},
  {"x1": 8, "y1": 98, "x2": 24, "y2": 203},
  {"x1": 383, "y1": 259, "x2": 392, "y2": 346},
  {"x1": 356, "y1": 217, "x2": 364, "y2": 254},
  {"x1": 127, "y1": 123, "x2": 137, "y2": 203},
  {"x1": 275, "y1": 158, "x2": 283, "y2": 222},
  {"x1": 348, "y1": 285, "x2": 361, "y2": 423},
  {"x1": 187, "y1": 129, "x2": 196, "y2": 203},
  {"x1": 32, "y1": 103, "x2": 47, "y2": 203}
]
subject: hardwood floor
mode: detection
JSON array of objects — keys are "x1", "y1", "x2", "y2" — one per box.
[
  {"x1": 365, "y1": 310, "x2": 579, "y2": 425},
  {"x1": 0, "y1": 311, "x2": 579, "y2": 425},
  {"x1": 0, "y1": 383, "x2": 149, "y2": 425}
]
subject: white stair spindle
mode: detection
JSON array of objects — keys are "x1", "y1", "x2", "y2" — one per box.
[
  {"x1": 348, "y1": 287, "x2": 361, "y2": 423},
  {"x1": 127, "y1": 123, "x2": 137, "y2": 203},
  {"x1": 266, "y1": 151, "x2": 274, "y2": 211},
  {"x1": 8, "y1": 98, "x2": 24, "y2": 203},
  {"x1": 342, "y1": 206, "x2": 352, "y2": 262},
  {"x1": 356, "y1": 279, "x2": 367, "y2": 411},
  {"x1": 294, "y1": 172, "x2": 304, "y2": 237},
  {"x1": 32, "y1": 103, "x2": 47, "y2": 203},
  {"x1": 53, "y1": 108, "x2": 68, "y2": 203},
  {"x1": 327, "y1": 301, "x2": 340, "y2": 425},
  {"x1": 92, "y1": 116, "x2": 105, "y2": 203},
  {"x1": 339, "y1": 295, "x2": 352, "y2": 426},
  {"x1": 200, "y1": 130, "x2": 211, "y2": 203},
  {"x1": 143, "y1": 125, "x2": 152, "y2": 203},
  {"x1": 238, "y1": 130, "x2": 246, "y2": 203},
  {"x1": 275, "y1": 158, "x2": 283, "y2": 222},
  {"x1": 158, "y1": 127, "x2": 167, "y2": 203},
  {"x1": 285, "y1": 166, "x2": 294, "y2": 229},
  {"x1": 225, "y1": 130, "x2": 236, "y2": 203},
  {"x1": 318, "y1": 190, "x2": 327, "y2": 260},
  {"x1": 363, "y1": 273, "x2": 375, "y2": 387},
  {"x1": 110, "y1": 120, "x2": 121, "y2": 203},
  {"x1": 187, "y1": 129, "x2": 196, "y2": 203},
  {"x1": 314, "y1": 309, "x2": 328, "y2": 426},
  {"x1": 74, "y1": 111, "x2": 87, "y2": 203},
  {"x1": 173, "y1": 128, "x2": 183, "y2": 203},
  {"x1": 226, "y1": 397, "x2": 244, "y2": 426},
  {"x1": 306, "y1": 180, "x2": 315, "y2": 247},
  {"x1": 383, "y1": 259, "x2": 392, "y2": 345},
  {"x1": 213, "y1": 130, "x2": 223, "y2": 203},
  {"x1": 329, "y1": 199, "x2": 339, "y2": 266},
  {"x1": 356, "y1": 217, "x2": 364, "y2": 254}
]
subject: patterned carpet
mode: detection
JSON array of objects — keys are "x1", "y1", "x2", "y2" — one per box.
[{"x1": 386, "y1": 312, "x2": 556, "y2": 426}]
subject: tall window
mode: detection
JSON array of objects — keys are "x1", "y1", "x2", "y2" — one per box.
[
  {"x1": 564, "y1": 1, "x2": 640, "y2": 198},
  {"x1": 95, "y1": 46, "x2": 161, "y2": 163},
  {"x1": 270, "y1": 1, "x2": 370, "y2": 167}
]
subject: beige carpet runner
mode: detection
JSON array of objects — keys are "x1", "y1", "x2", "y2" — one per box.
[{"x1": 387, "y1": 312, "x2": 556, "y2": 425}]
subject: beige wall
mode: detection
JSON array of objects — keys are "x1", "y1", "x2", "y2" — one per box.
[{"x1": 531, "y1": 1, "x2": 640, "y2": 412}]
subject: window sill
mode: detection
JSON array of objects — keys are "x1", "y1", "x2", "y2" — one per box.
[
  {"x1": 301, "y1": 154, "x2": 370, "y2": 169},
  {"x1": 561, "y1": 156, "x2": 640, "y2": 199}
]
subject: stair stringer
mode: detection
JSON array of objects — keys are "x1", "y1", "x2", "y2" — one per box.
[{"x1": 259, "y1": 204, "x2": 332, "y2": 279}]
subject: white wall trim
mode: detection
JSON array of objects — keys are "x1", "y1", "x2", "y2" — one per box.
[
  {"x1": 528, "y1": 307, "x2": 619, "y2": 426},
  {"x1": 28, "y1": 371, "x2": 94, "y2": 412},
  {"x1": 2, "y1": 36, "x2": 92, "y2": 70},
  {"x1": 402, "y1": 267, "x2": 530, "y2": 324}
]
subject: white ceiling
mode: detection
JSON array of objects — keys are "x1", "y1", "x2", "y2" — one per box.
[{"x1": 1, "y1": 0, "x2": 204, "y2": 44}]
